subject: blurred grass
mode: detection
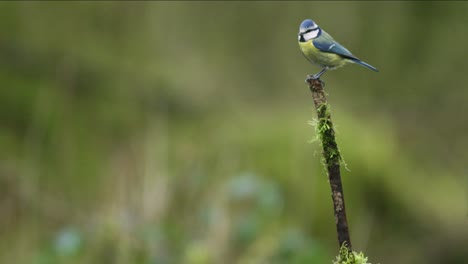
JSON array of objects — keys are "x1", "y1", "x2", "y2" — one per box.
[{"x1": 1, "y1": 1, "x2": 468, "y2": 264}]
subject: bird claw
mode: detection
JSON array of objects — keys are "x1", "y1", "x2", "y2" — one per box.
[{"x1": 305, "y1": 75, "x2": 325, "y2": 87}]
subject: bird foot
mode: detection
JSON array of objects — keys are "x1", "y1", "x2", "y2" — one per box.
[{"x1": 305, "y1": 75, "x2": 325, "y2": 87}]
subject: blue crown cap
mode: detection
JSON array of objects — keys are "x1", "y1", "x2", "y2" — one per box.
[{"x1": 300, "y1": 19, "x2": 316, "y2": 31}]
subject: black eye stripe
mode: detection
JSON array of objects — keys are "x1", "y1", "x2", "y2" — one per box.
[
  {"x1": 299, "y1": 27, "x2": 319, "y2": 36},
  {"x1": 304, "y1": 28, "x2": 319, "y2": 34}
]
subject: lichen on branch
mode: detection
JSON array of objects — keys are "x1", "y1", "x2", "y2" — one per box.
[
  {"x1": 306, "y1": 78, "x2": 352, "y2": 258},
  {"x1": 333, "y1": 244, "x2": 372, "y2": 264}
]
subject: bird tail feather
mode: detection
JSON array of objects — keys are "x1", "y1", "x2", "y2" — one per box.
[{"x1": 351, "y1": 59, "x2": 379, "y2": 72}]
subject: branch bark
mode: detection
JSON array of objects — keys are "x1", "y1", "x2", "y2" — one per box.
[{"x1": 306, "y1": 78, "x2": 352, "y2": 252}]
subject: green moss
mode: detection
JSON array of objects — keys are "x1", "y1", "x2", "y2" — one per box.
[
  {"x1": 310, "y1": 103, "x2": 343, "y2": 167},
  {"x1": 333, "y1": 244, "x2": 372, "y2": 264}
]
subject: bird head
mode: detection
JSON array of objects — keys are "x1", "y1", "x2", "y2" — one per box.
[{"x1": 298, "y1": 19, "x2": 321, "y2": 42}]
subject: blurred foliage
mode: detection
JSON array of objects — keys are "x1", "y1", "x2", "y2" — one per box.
[{"x1": 1, "y1": 2, "x2": 468, "y2": 264}]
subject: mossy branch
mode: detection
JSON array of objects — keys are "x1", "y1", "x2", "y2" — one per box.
[
  {"x1": 333, "y1": 244, "x2": 372, "y2": 264},
  {"x1": 306, "y1": 78, "x2": 352, "y2": 254}
]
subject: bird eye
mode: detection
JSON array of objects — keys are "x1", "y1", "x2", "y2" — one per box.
[{"x1": 305, "y1": 28, "x2": 318, "y2": 34}]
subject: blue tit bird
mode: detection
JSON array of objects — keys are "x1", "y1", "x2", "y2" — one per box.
[{"x1": 298, "y1": 19, "x2": 378, "y2": 80}]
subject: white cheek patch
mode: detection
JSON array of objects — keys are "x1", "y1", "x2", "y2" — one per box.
[{"x1": 303, "y1": 30, "x2": 319, "y2": 41}]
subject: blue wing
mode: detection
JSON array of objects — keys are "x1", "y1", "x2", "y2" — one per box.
[
  {"x1": 313, "y1": 38, "x2": 357, "y2": 60},
  {"x1": 313, "y1": 30, "x2": 379, "y2": 72},
  {"x1": 312, "y1": 30, "x2": 357, "y2": 60}
]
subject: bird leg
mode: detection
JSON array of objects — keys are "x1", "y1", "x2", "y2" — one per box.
[
  {"x1": 312, "y1": 67, "x2": 328, "y2": 79},
  {"x1": 305, "y1": 68, "x2": 328, "y2": 86}
]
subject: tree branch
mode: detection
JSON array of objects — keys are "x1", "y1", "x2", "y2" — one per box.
[{"x1": 306, "y1": 78, "x2": 352, "y2": 252}]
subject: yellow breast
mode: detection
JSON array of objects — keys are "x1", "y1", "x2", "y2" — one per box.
[{"x1": 299, "y1": 40, "x2": 347, "y2": 69}]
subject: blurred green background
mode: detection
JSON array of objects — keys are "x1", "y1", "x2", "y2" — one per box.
[{"x1": 1, "y1": 1, "x2": 468, "y2": 263}]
